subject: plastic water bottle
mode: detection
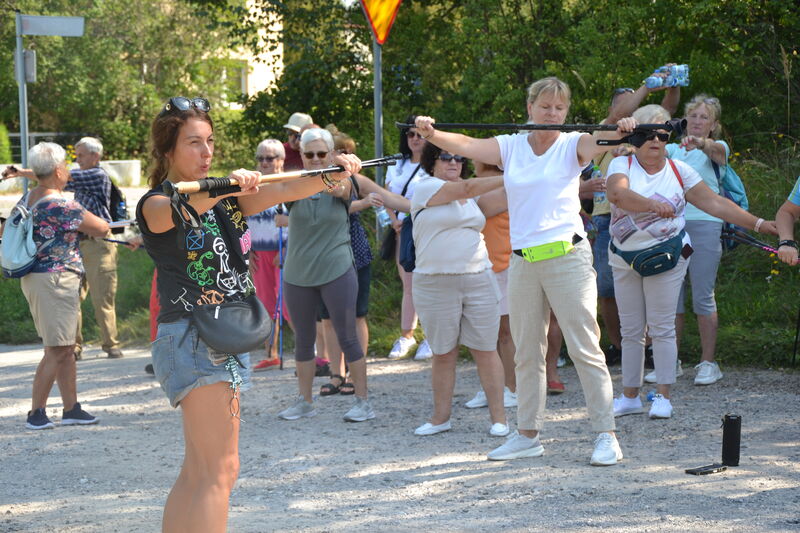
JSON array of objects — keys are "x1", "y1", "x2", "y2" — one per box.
[
  {"x1": 592, "y1": 165, "x2": 605, "y2": 205},
  {"x1": 375, "y1": 206, "x2": 391, "y2": 229},
  {"x1": 644, "y1": 64, "x2": 690, "y2": 89}
]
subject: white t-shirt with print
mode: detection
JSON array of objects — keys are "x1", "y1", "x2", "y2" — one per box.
[
  {"x1": 385, "y1": 158, "x2": 431, "y2": 221},
  {"x1": 495, "y1": 131, "x2": 586, "y2": 250},
  {"x1": 607, "y1": 155, "x2": 703, "y2": 251},
  {"x1": 410, "y1": 176, "x2": 491, "y2": 275}
]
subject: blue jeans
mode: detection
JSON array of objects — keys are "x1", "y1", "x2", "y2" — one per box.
[{"x1": 592, "y1": 215, "x2": 615, "y2": 299}]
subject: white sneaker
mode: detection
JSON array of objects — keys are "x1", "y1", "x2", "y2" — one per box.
[
  {"x1": 278, "y1": 396, "x2": 316, "y2": 420},
  {"x1": 649, "y1": 394, "x2": 673, "y2": 419},
  {"x1": 388, "y1": 336, "x2": 416, "y2": 359},
  {"x1": 489, "y1": 422, "x2": 510, "y2": 437},
  {"x1": 613, "y1": 393, "x2": 644, "y2": 417},
  {"x1": 503, "y1": 387, "x2": 518, "y2": 408},
  {"x1": 644, "y1": 359, "x2": 683, "y2": 383},
  {"x1": 413, "y1": 339, "x2": 433, "y2": 360},
  {"x1": 694, "y1": 361, "x2": 723, "y2": 385},
  {"x1": 414, "y1": 420, "x2": 451, "y2": 436},
  {"x1": 591, "y1": 432, "x2": 623, "y2": 466},
  {"x1": 465, "y1": 389, "x2": 488, "y2": 409},
  {"x1": 487, "y1": 431, "x2": 544, "y2": 461}
]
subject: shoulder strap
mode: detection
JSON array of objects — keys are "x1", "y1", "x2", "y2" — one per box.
[
  {"x1": 627, "y1": 155, "x2": 632, "y2": 169},
  {"x1": 711, "y1": 161, "x2": 724, "y2": 193},
  {"x1": 400, "y1": 164, "x2": 420, "y2": 198},
  {"x1": 666, "y1": 158, "x2": 684, "y2": 188}
]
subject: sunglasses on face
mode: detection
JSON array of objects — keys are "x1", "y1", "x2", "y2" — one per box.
[
  {"x1": 406, "y1": 131, "x2": 423, "y2": 139},
  {"x1": 287, "y1": 131, "x2": 299, "y2": 139},
  {"x1": 159, "y1": 97, "x2": 211, "y2": 117},
  {"x1": 438, "y1": 154, "x2": 466, "y2": 163},
  {"x1": 303, "y1": 151, "x2": 329, "y2": 160},
  {"x1": 645, "y1": 132, "x2": 670, "y2": 142},
  {"x1": 255, "y1": 155, "x2": 279, "y2": 163}
]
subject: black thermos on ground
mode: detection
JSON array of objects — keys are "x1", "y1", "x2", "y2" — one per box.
[{"x1": 722, "y1": 414, "x2": 741, "y2": 466}]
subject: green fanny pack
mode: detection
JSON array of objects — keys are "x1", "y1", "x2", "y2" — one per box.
[{"x1": 610, "y1": 230, "x2": 687, "y2": 277}]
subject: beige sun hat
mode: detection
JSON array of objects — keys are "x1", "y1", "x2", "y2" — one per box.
[{"x1": 283, "y1": 112, "x2": 314, "y2": 133}]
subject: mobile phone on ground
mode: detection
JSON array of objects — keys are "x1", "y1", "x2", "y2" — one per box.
[{"x1": 685, "y1": 463, "x2": 727, "y2": 475}]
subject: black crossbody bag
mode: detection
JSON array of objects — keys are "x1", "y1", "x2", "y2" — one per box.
[{"x1": 379, "y1": 163, "x2": 420, "y2": 260}]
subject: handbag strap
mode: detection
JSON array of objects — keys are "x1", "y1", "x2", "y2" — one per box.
[{"x1": 627, "y1": 155, "x2": 684, "y2": 188}]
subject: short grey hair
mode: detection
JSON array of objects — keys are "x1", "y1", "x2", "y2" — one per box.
[
  {"x1": 632, "y1": 104, "x2": 671, "y2": 124},
  {"x1": 75, "y1": 136, "x2": 103, "y2": 157},
  {"x1": 28, "y1": 142, "x2": 66, "y2": 179},
  {"x1": 299, "y1": 128, "x2": 334, "y2": 152},
  {"x1": 256, "y1": 139, "x2": 285, "y2": 159}
]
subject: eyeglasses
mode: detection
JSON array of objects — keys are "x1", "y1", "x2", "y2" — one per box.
[
  {"x1": 255, "y1": 155, "x2": 280, "y2": 163},
  {"x1": 287, "y1": 131, "x2": 299, "y2": 139},
  {"x1": 303, "y1": 151, "x2": 329, "y2": 159},
  {"x1": 406, "y1": 131, "x2": 423, "y2": 139},
  {"x1": 438, "y1": 154, "x2": 466, "y2": 163},
  {"x1": 645, "y1": 132, "x2": 670, "y2": 142},
  {"x1": 159, "y1": 97, "x2": 211, "y2": 117}
]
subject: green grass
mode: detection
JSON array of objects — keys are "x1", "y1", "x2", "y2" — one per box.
[{"x1": 2, "y1": 146, "x2": 799, "y2": 368}]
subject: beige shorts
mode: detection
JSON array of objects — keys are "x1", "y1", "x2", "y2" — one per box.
[
  {"x1": 412, "y1": 269, "x2": 500, "y2": 354},
  {"x1": 21, "y1": 271, "x2": 81, "y2": 346},
  {"x1": 494, "y1": 267, "x2": 509, "y2": 316}
]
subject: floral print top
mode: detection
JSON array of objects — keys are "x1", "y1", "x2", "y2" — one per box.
[{"x1": 20, "y1": 195, "x2": 86, "y2": 275}]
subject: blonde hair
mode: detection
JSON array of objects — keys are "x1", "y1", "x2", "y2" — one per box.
[
  {"x1": 632, "y1": 104, "x2": 671, "y2": 124},
  {"x1": 684, "y1": 94, "x2": 722, "y2": 138},
  {"x1": 526, "y1": 77, "x2": 571, "y2": 106}
]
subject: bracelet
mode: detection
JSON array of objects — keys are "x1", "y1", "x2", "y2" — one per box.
[
  {"x1": 320, "y1": 174, "x2": 336, "y2": 192},
  {"x1": 753, "y1": 218, "x2": 764, "y2": 232},
  {"x1": 778, "y1": 239, "x2": 798, "y2": 250},
  {"x1": 422, "y1": 130, "x2": 435, "y2": 140}
]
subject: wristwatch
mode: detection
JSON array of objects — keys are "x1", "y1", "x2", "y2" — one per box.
[{"x1": 778, "y1": 239, "x2": 798, "y2": 250}]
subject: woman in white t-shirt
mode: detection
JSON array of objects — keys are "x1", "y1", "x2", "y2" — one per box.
[
  {"x1": 384, "y1": 116, "x2": 433, "y2": 361},
  {"x1": 607, "y1": 105, "x2": 776, "y2": 420},
  {"x1": 416, "y1": 77, "x2": 637, "y2": 466},
  {"x1": 410, "y1": 143, "x2": 508, "y2": 438}
]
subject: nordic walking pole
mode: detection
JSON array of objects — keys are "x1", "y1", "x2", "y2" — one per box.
[{"x1": 164, "y1": 155, "x2": 402, "y2": 196}]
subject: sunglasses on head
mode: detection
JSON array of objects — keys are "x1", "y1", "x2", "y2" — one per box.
[
  {"x1": 255, "y1": 155, "x2": 279, "y2": 163},
  {"x1": 645, "y1": 132, "x2": 670, "y2": 142},
  {"x1": 438, "y1": 154, "x2": 466, "y2": 163},
  {"x1": 303, "y1": 151, "x2": 329, "y2": 159},
  {"x1": 159, "y1": 97, "x2": 211, "y2": 117},
  {"x1": 406, "y1": 131, "x2": 423, "y2": 139}
]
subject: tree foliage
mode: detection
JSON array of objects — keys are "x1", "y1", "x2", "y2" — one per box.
[
  {"x1": 239, "y1": 0, "x2": 798, "y2": 157},
  {"x1": 0, "y1": 0, "x2": 244, "y2": 160}
]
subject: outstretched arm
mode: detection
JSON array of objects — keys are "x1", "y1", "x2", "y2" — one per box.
[{"x1": 415, "y1": 116, "x2": 502, "y2": 168}]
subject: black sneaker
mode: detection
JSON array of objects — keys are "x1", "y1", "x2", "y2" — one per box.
[
  {"x1": 605, "y1": 344, "x2": 622, "y2": 366},
  {"x1": 644, "y1": 345, "x2": 655, "y2": 369},
  {"x1": 26, "y1": 408, "x2": 55, "y2": 430},
  {"x1": 61, "y1": 402, "x2": 99, "y2": 426},
  {"x1": 106, "y1": 348, "x2": 124, "y2": 359}
]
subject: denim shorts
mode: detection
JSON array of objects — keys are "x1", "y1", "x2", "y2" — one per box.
[
  {"x1": 151, "y1": 319, "x2": 252, "y2": 408},
  {"x1": 591, "y1": 215, "x2": 615, "y2": 298}
]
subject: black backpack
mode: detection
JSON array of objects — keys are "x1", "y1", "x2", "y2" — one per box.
[{"x1": 108, "y1": 181, "x2": 129, "y2": 234}]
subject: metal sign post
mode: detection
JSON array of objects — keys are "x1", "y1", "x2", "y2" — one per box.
[
  {"x1": 14, "y1": 13, "x2": 84, "y2": 190},
  {"x1": 359, "y1": 1, "x2": 402, "y2": 187}
]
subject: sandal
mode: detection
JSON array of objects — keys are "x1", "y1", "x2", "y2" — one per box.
[
  {"x1": 320, "y1": 375, "x2": 345, "y2": 396},
  {"x1": 339, "y1": 380, "x2": 355, "y2": 395}
]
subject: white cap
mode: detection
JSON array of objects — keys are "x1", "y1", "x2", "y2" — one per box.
[{"x1": 283, "y1": 112, "x2": 314, "y2": 133}]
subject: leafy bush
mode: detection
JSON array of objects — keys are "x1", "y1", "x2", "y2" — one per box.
[{"x1": 0, "y1": 124, "x2": 11, "y2": 164}]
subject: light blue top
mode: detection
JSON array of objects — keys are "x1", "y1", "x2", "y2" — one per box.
[
  {"x1": 666, "y1": 140, "x2": 730, "y2": 223},
  {"x1": 788, "y1": 176, "x2": 800, "y2": 206}
]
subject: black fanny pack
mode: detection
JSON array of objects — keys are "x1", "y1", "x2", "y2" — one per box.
[
  {"x1": 189, "y1": 294, "x2": 273, "y2": 361},
  {"x1": 610, "y1": 230, "x2": 689, "y2": 277}
]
